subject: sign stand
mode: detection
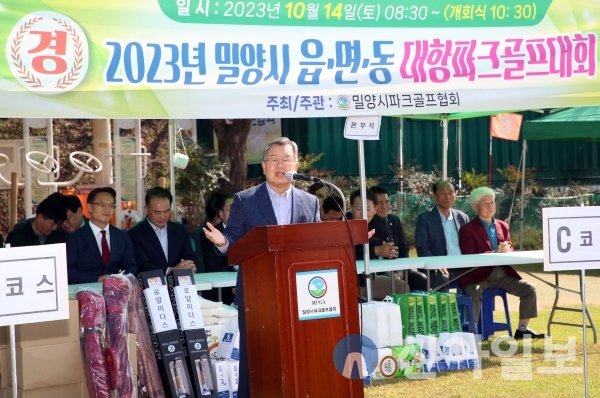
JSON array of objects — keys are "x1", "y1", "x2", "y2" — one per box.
[
  {"x1": 9, "y1": 325, "x2": 16, "y2": 398},
  {"x1": 1, "y1": 243, "x2": 69, "y2": 398},
  {"x1": 542, "y1": 206, "x2": 600, "y2": 398},
  {"x1": 581, "y1": 269, "x2": 588, "y2": 398}
]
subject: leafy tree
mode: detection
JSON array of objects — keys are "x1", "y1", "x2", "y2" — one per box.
[
  {"x1": 175, "y1": 138, "x2": 229, "y2": 230},
  {"x1": 212, "y1": 119, "x2": 253, "y2": 193}
]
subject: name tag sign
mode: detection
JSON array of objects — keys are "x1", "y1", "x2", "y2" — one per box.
[
  {"x1": 143, "y1": 284, "x2": 178, "y2": 333},
  {"x1": 296, "y1": 269, "x2": 341, "y2": 321},
  {"x1": 543, "y1": 206, "x2": 600, "y2": 271},
  {"x1": 343, "y1": 115, "x2": 381, "y2": 141},
  {"x1": 0, "y1": 243, "x2": 69, "y2": 326},
  {"x1": 174, "y1": 284, "x2": 204, "y2": 331}
]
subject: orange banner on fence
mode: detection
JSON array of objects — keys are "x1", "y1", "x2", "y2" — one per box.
[{"x1": 490, "y1": 113, "x2": 523, "y2": 141}]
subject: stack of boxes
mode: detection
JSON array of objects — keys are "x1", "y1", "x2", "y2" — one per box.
[
  {"x1": 0, "y1": 300, "x2": 136, "y2": 398},
  {"x1": 391, "y1": 292, "x2": 461, "y2": 338}
]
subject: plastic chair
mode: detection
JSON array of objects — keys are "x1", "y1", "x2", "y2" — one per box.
[
  {"x1": 478, "y1": 288, "x2": 513, "y2": 340},
  {"x1": 456, "y1": 294, "x2": 476, "y2": 332}
]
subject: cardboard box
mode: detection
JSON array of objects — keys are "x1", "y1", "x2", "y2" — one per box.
[
  {"x1": 0, "y1": 349, "x2": 7, "y2": 389},
  {"x1": 12, "y1": 341, "x2": 81, "y2": 390},
  {"x1": 80, "y1": 382, "x2": 89, "y2": 398},
  {"x1": 0, "y1": 327, "x2": 7, "y2": 349},
  {"x1": 16, "y1": 300, "x2": 79, "y2": 348},
  {"x1": 128, "y1": 333, "x2": 137, "y2": 376},
  {"x1": 3, "y1": 383, "x2": 80, "y2": 398}
]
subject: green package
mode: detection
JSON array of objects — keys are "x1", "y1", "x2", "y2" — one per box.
[
  {"x1": 390, "y1": 294, "x2": 416, "y2": 338},
  {"x1": 391, "y1": 343, "x2": 423, "y2": 378}
]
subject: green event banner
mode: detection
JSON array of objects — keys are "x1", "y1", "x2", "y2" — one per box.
[
  {"x1": 1, "y1": 0, "x2": 600, "y2": 119},
  {"x1": 157, "y1": 0, "x2": 552, "y2": 28}
]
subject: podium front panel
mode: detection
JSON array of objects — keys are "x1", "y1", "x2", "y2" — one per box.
[{"x1": 243, "y1": 245, "x2": 364, "y2": 398}]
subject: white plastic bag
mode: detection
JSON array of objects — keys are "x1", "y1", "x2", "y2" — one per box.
[
  {"x1": 216, "y1": 317, "x2": 239, "y2": 360},
  {"x1": 438, "y1": 332, "x2": 464, "y2": 371},
  {"x1": 382, "y1": 296, "x2": 403, "y2": 347},
  {"x1": 361, "y1": 302, "x2": 390, "y2": 348}
]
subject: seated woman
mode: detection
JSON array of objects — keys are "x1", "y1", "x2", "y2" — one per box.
[{"x1": 192, "y1": 192, "x2": 235, "y2": 304}]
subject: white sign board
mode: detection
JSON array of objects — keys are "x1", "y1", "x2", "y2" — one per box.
[
  {"x1": 343, "y1": 116, "x2": 381, "y2": 141},
  {"x1": 0, "y1": 244, "x2": 69, "y2": 326},
  {"x1": 543, "y1": 206, "x2": 600, "y2": 271},
  {"x1": 296, "y1": 269, "x2": 341, "y2": 321},
  {"x1": 174, "y1": 284, "x2": 205, "y2": 331},
  {"x1": 143, "y1": 285, "x2": 178, "y2": 333}
]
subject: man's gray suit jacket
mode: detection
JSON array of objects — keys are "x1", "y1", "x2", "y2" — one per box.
[{"x1": 223, "y1": 182, "x2": 320, "y2": 306}]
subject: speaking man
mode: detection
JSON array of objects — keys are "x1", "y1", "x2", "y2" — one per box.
[{"x1": 203, "y1": 137, "x2": 320, "y2": 398}]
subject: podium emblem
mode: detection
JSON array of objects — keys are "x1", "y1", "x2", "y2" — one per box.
[{"x1": 308, "y1": 276, "x2": 327, "y2": 298}]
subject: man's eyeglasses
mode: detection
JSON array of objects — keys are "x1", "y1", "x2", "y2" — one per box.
[
  {"x1": 264, "y1": 157, "x2": 295, "y2": 165},
  {"x1": 90, "y1": 202, "x2": 117, "y2": 210}
]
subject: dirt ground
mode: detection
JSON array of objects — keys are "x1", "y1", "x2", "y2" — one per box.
[{"x1": 508, "y1": 269, "x2": 600, "y2": 310}]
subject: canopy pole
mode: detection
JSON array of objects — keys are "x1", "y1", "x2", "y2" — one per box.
[
  {"x1": 168, "y1": 120, "x2": 176, "y2": 214},
  {"x1": 112, "y1": 119, "x2": 122, "y2": 228},
  {"x1": 519, "y1": 140, "x2": 527, "y2": 250},
  {"x1": 442, "y1": 117, "x2": 448, "y2": 181},
  {"x1": 23, "y1": 119, "x2": 32, "y2": 219},
  {"x1": 488, "y1": 134, "x2": 493, "y2": 187},
  {"x1": 358, "y1": 139, "x2": 372, "y2": 302},
  {"x1": 398, "y1": 117, "x2": 404, "y2": 193}
]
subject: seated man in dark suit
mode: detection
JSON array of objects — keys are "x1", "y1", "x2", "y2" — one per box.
[
  {"x1": 321, "y1": 196, "x2": 344, "y2": 222},
  {"x1": 414, "y1": 181, "x2": 470, "y2": 291},
  {"x1": 67, "y1": 187, "x2": 137, "y2": 284},
  {"x1": 128, "y1": 187, "x2": 196, "y2": 275},
  {"x1": 6, "y1": 197, "x2": 66, "y2": 247},
  {"x1": 347, "y1": 189, "x2": 406, "y2": 299},
  {"x1": 459, "y1": 186, "x2": 543, "y2": 339},
  {"x1": 62, "y1": 195, "x2": 88, "y2": 233},
  {"x1": 12, "y1": 192, "x2": 65, "y2": 231}
]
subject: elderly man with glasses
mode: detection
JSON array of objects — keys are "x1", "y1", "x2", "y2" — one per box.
[
  {"x1": 458, "y1": 186, "x2": 543, "y2": 339},
  {"x1": 66, "y1": 187, "x2": 137, "y2": 284}
]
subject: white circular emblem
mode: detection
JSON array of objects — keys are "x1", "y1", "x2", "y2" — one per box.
[
  {"x1": 168, "y1": 345, "x2": 176, "y2": 353},
  {"x1": 5, "y1": 11, "x2": 89, "y2": 94}
]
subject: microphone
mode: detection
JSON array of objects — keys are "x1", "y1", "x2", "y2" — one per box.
[{"x1": 285, "y1": 171, "x2": 318, "y2": 182}]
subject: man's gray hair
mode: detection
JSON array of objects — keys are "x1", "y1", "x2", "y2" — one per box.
[
  {"x1": 262, "y1": 137, "x2": 298, "y2": 161},
  {"x1": 469, "y1": 186, "x2": 495, "y2": 205}
]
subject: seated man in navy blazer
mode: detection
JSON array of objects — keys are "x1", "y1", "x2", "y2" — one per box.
[
  {"x1": 128, "y1": 187, "x2": 196, "y2": 275},
  {"x1": 67, "y1": 187, "x2": 137, "y2": 284}
]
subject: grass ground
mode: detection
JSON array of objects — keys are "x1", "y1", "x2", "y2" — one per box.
[{"x1": 365, "y1": 278, "x2": 600, "y2": 398}]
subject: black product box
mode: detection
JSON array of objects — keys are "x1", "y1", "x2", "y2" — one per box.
[
  {"x1": 167, "y1": 269, "x2": 218, "y2": 397},
  {"x1": 138, "y1": 270, "x2": 196, "y2": 398}
]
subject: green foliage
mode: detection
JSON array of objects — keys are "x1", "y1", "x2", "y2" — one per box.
[
  {"x1": 462, "y1": 168, "x2": 488, "y2": 193},
  {"x1": 175, "y1": 138, "x2": 229, "y2": 230},
  {"x1": 392, "y1": 161, "x2": 454, "y2": 195},
  {"x1": 510, "y1": 226, "x2": 543, "y2": 250},
  {"x1": 297, "y1": 152, "x2": 323, "y2": 174}
]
